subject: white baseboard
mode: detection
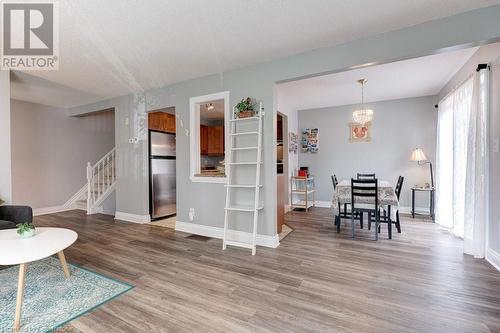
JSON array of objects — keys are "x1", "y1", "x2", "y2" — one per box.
[
  {"x1": 290, "y1": 200, "x2": 331, "y2": 209},
  {"x1": 33, "y1": 205, "x2": 82, "y2": 216},
  {"x1": 486, "y1": 248, "x2": 500, "y2": 272},
  {"x1": 175, "y1": 221, "x2": 280, "y2": 248},
  {"x1": 115, "y1": 211, "x2": 151, "y2": 224},
  {"x1": 314, "y1": 201, "x2": 331, "y2": 208},
  {"x1": 398, "y1": 206, "x2": 430, "y2": 215}
]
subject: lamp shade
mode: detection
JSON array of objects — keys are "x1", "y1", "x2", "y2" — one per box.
[{"x1": 410, "y1": 148, "x2": 427, "y2": 161}]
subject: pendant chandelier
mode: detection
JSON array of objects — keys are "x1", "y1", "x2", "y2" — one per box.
[{"x1": 352, "y1": 79, "x2": 373, "y2": 124}]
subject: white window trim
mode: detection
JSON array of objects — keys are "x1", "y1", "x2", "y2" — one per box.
[{"x1": 189, "y1": 91, "x2": 230, "y2": 184}]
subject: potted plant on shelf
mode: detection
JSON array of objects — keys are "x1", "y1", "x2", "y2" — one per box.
[
  {"x1": 16, "y1": 222, "x2": 36, "y2": 238},
  {"x1": 235, "y1": 97, "x2": 256, "y2": 118}
]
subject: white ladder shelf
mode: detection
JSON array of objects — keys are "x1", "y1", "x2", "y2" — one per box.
[{"x1": 223, "y1": 102, "x2": 264, "y2": 255}]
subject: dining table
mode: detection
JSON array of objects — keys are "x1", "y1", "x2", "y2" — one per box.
[{"x1": 332, "y1": 180, "x2": 399, "y2": 239}]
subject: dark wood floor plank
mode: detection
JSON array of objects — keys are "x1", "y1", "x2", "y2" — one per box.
[{"x1": 31, "y1": 208, "x2": 500, "y2": 333}]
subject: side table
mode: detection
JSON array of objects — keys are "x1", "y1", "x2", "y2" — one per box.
[{"x1": 411, "y1": 187, "x2": 435, "y2": 221}]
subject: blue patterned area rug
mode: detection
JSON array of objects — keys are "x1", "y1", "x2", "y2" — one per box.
[{"x1": 0, "y1": 256, "x2": 133, "y2": 333}]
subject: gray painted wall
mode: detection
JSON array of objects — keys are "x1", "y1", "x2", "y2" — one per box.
[
  {"x1": 0, "y1": 71, "x2": 11, "y2": 203},
  {"x1": 437, "y1": 43, "x2": 500, "y2": 256},
  {"x1": 101, "y1": 191, "x2": 116, "y2": 216},
  {"x1": 438, "y1": 43, "x2": 500, "y2": 100},
  {"x1": 10, "y1": 100, "x2": 115, "y2": 209},
  {"x1": 68, "y1": 6, "x2": 500, "y2": 237},
  {"x1": 298, "y1": 96, "x2": 437, "y2": 209}
]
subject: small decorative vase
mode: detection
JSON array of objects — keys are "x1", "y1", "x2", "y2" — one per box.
[
  {"x1": 19, "y1": 229, "x2": 36, "y2": 238},
  {"x1": 238, "y1": 111, "x2": 254, "y2": 118}
]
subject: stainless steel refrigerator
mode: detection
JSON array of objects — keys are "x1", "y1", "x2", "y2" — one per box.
[{"x1": 149, "y1": 130, "x2": 176, "y2": 219}]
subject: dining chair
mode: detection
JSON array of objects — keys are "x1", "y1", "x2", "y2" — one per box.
[
  {"x1": 393, "y1": 176, "x2": 404, "y2": 233},
  {"x1": 369, "y1": 175, "x2": 404, "y2": 234},
  {"x1": 332, "y1": 174, "x2": 349, "y2": 227},
  {"x1": 350, "y1": 178, "x2": 379, "y2": 240},
  {"x1": 357, "y1": 173, "x2": 376, "y2": 180},
  {"x1": 354, "y1": 173, "x2": 374, "y2": 227},
  {"x1": 331, "y1": 175, "x2": 338, "y2": 189}
]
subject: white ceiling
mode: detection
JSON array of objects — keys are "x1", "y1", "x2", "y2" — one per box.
[
  {"x1": 9, "y1": 0, "x2": 500, "y2": 108},
  {"x1": 277, "y1": 47, "x2": 478, "y2": 111}
]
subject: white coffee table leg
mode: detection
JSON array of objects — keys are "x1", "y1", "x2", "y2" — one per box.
[
  {"x1": 58, "y1": 251, "x2": 71, "y2": 278},
  {"x1": 14, "y1": 263, "x2": 27, "y2": 332}
]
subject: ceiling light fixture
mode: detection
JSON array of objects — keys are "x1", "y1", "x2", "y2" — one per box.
[
  {"x1": 352, "y1": 79, "x2": 373, "y2": 125},
  {"x1": 206, "y1": 103, "x2": 215, "y2": 111}
]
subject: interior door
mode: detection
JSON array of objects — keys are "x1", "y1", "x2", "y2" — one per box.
[{"x1": 276, "y1": 113, "x2": 287, "y2": 233}]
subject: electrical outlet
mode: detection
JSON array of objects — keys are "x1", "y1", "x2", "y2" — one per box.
[{"x1": 189, "y1": 208, "x2": 195, "y2": 221}]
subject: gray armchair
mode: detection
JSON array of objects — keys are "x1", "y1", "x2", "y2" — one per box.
[{"x1": 0, "y1": 205, "x2": 33, "y2": 230}]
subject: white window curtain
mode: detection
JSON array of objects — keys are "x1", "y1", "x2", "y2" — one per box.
[
  {"x1": 463, "y1": 70, "x2": 489, "y2": 257},
  {"x1": 436, "y1": 68, "x2": 489, "y2": 257}
]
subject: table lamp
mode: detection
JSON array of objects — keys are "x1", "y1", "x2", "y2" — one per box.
[{"x1": 410, "y1": 148, "x2": 434, "y2": 188}]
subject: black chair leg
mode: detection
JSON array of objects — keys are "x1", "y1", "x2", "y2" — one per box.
[
  {"x1": 396, "y1": 211, "x2": 402, "y2": 233},
  {"x1": 360, "y1": 212, "x2": 364, "y2": 229},
  {"x1": 368, "y1": 213, "x2": 371, "y2": 230},
  {"x1": 351, "y1": 210, "x2": 355, "y2": 239},
  {"x1": 375, "y1": 212, "x2": 379, "y2": 241}
]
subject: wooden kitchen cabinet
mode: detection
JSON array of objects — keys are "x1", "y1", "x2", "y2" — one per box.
[
  {"x1": 200, "y1": 125, "x2": 208, "y2": 155},
  {"x1": 148, "y1": 112, "x2": 176, "y2": 133},
  {"x1": 207, "y1": 126, "x2": 224, "y2": 156}
]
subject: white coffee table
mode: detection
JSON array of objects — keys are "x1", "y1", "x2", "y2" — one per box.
[{"x1": 0, "y1": 227, "x2": 78, "y2": 332}]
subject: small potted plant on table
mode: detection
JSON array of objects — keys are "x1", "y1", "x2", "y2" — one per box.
[
  {"x1": 235, "y1": 97, "x2": 256, "y2": 118},
  {"x1": 17, "y1": 222, "x2": 36, "y2": 238}
]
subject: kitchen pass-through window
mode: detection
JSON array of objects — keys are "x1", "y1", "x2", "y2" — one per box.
[{"x1": 189, "y1": 91, "x2": 229, "y2": 183}]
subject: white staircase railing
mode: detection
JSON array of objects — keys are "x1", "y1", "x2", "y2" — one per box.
[{"x1": 86, "y1": 148, "x2": 116, "y2": 214}]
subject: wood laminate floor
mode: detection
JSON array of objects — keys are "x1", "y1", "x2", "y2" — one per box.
[{"x1": 33, "y1": 208, "x2": 500, "y2": 333}]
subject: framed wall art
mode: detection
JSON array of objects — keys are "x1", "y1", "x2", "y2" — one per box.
[
  {"x1": 349, "y1": 122, "x2": 371, "y2": 143},
  {"x1": 301, "y1": 128, "x2": 319, "y2": 153},
  {"x1": 289, "y1": 132, "x2": 299, "y2": 154}
]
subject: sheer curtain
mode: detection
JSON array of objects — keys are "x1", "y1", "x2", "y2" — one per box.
[
  {"x1": 436, "y1": 94, "x2": 454, "y2": 230},
  {"x1": 436, "y1": 69, "x2": 489, "y2": 257},
  {"x1": 452, "y1": 77, "x2": 473, "y2": 238},
  {"x1": 463, "y1": 70, "x2": 489, "y2": 257}
]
